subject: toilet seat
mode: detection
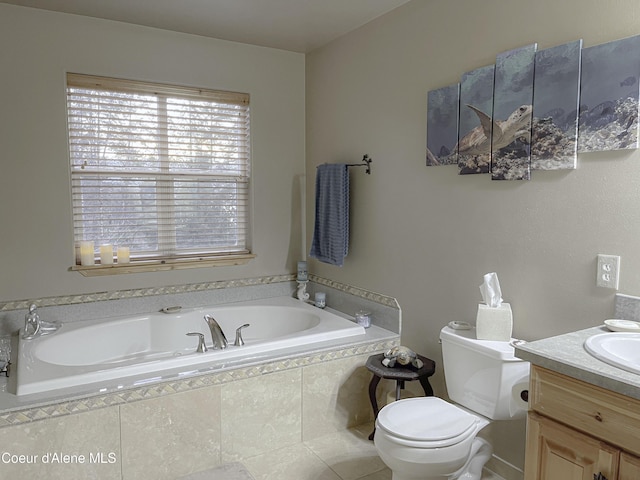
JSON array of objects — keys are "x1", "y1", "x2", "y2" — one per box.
[{"x1": 376, "y1": 397, "x2": 479, "y2": 448}]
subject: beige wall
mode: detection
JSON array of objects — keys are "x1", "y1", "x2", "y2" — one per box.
[
  {"x1": 0, "y1": 4, "x2": 305, "y2": 302},
  {"x1": 5, "y1": 0, "x2": 634, "y2": 474},
  {"x1": 306, "y1": 0, "x2": 640, "y2": 374}
]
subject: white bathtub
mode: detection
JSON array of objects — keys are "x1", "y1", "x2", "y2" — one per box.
[{"x1": 13, "y1": 296, "x2": 366, "y2": 396}]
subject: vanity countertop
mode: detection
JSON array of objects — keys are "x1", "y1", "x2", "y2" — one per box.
[{"x1": 515, "y1": 325, "x2": 640, "y2": 401}]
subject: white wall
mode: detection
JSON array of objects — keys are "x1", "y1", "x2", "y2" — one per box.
[
  {"x1": 306, "y1": 0, "x2": 640, "y2": 358},
  {"x1": 0, "y1": 4, "x2": 305, "y2": 302}
]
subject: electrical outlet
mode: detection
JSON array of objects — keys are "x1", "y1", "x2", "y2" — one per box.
[{"x1": 596, "y1": 254, "x2": 620, "y2": 289}]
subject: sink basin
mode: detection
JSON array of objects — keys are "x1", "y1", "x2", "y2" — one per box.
[{"x1": 584, "y1": 332, "x2": 640, "y2": 375}]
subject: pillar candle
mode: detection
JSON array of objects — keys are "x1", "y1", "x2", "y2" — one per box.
[
  {"x1": 80, "y1": 241, "x2": 95, "y2": 266},
  {"x1": 117, "y1": 246, "x2": 130, "y2": 264},
  {"x1": 100, "y1": 244, "x2": 114, "y2": 265}
]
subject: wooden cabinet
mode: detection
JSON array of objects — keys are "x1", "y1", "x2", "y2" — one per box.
[
  {"x1": 619, "y1": 452, "x2": 640, "y2": 480},
  {"x1": 526, "y1": 412, "x2": 619, "y2": 479},
  {"x1": 525, "y1": 366, "x2": 640, "y2": 480}
]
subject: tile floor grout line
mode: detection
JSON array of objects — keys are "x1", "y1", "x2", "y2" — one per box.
[{"x1": 301, "y1": 441, "x2": 343, "y2": 479}]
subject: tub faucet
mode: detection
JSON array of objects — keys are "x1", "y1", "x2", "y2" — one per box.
[
  {"x1": 22, "y1": 304, "x2": 60, "y2": 340},
  {"x1": 204, "y1": 315, "x2": 228, "y2": 349}
]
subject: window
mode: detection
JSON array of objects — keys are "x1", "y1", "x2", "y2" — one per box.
[{"x1": 66, "y1": 74, "x2": 252, "y2": 273}]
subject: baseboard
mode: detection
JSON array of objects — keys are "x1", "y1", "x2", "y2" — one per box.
[{"x1": 485, "y1": 455, "x2": 524, "y2": 480}]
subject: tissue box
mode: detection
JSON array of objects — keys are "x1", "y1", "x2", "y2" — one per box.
[{"x1": 476, "y1": 303, "x2": 512, "y2": 341}]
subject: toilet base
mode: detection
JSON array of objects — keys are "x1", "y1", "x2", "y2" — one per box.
[
  {"x1": 387, "y1": 438, "x2": 492, "y2": 480},
  {"x1": 457, "y1": 438, "x2": 492, "y2": 480}
]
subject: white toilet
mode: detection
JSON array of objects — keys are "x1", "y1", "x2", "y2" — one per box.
[{"x1": 374, "y1": 325, "x2": 530, "y2": 480}]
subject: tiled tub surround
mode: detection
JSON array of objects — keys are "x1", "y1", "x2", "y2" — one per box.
[
  {"x1": 0, "y1": 277, "x2": 400, "y2": 479},
  {"x1": 0, "y1": 275, "x2": 400, "y2": 335}
]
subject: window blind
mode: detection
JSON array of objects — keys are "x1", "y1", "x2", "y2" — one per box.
[{"x1": 66, "y1": 73, "x2": 251, "y2": 263}]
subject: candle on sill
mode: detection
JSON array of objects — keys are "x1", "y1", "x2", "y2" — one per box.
[
  {"x1": 80, "y1": 241, "x2": 95, "y2": 266},
  {"x1": 100, "y1": 244, "x2": 114, "y2": 265},
  {"x1": 117, "y1": 246, "x2": 130, "y2": 264}
]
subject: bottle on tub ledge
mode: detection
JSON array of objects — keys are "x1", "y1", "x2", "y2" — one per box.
[
  {"x1": 355, "y1": 310, "x2": 371, "y2": 328},
  {"x1": 314, "y1": 292, "x2": 326, "y2": 309}
]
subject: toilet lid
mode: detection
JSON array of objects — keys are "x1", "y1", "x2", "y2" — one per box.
[{"x1": 376, "y1": 397, "x2": 477, "y2": 445}]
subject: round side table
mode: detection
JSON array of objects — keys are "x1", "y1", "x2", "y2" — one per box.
[{"x1": 365, "y1": 352, "x2": 436, "y2": 440}]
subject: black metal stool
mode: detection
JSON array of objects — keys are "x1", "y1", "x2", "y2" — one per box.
[{"x1": 365, "y1": 352, "x2": 436, "y2": 440}]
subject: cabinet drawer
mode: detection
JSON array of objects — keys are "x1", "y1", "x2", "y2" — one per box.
[{"x1": 530, "y1": 366, "x2": 640, "y2": 457}]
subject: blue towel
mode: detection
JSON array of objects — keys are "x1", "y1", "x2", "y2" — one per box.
[{"x1": 310, "y1": 163, "x2": 349, "y2": 266}]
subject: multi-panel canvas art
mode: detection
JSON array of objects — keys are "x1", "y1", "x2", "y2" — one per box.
[
  {"x1": 425, "y1": 33, "x2": 640, "y2": 181},
  {"x1": 457, "y1": 65, "x2": 495, "y2": 175},
  {"x1": 426, "y1": 84, "x2": 460, "y2": 166},
  {"x1": 578, "y1": 34, "x2": 640, "y2": 152},
  {"x1": 491, "y1": 44, "x2": 537, "y2": 180},
  {"x1": 531, "y1": 40, "x2": 583, "y2": 170}
]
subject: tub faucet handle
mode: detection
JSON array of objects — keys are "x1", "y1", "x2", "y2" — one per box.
[
  {"x1": 234, "y1": 324, "x2": 250, "y2": 346},
  {"x1": 186, "y1": 332, "x2": 208, "y2": 353}
]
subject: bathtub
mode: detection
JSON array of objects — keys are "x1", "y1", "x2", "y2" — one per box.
[{"x1": 12, "y1": 296, "x2": 366, "y2": 396}]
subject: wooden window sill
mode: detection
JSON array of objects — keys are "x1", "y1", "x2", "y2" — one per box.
[{"x1": 70, "y1": 254, "x2": 256, "y2": 277}]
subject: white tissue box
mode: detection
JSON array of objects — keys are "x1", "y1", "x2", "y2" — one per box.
[{"x1": 476, "y1": 303, "x2": 512, "y2": 341}]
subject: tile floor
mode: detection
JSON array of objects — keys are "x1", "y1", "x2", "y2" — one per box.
[{"x1": 240, "y1": 423, "x2": 505, "y2": 480}]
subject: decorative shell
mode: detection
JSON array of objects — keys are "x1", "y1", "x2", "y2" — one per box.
[{"x1": 382, "y1": 346, "x2": 424, "y2": 369}]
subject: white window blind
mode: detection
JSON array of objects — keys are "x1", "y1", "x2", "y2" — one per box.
[{"x1": 66, "y1": 73, "x2": 251, "y2": 264}]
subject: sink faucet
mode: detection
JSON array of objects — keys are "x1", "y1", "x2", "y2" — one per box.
[
  {"x1": 22, "y1": 304, "x2": 60, "y2": 340},
  {"x1": 204, "y1": 315, "x2": 228, "y2": 349}
]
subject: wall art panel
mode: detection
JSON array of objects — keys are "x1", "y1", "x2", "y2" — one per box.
[
  {"x1": 578, "y1": 34, "x2": 640, "y2": 152},
  {"x1": 491, "y1": 44, "x2": 537, "y2": 180},
  {"x1": 427, "y1": 83, "x2": 460, "y2": 166},
  {"x1": 531, "y1": 39, "x2": 582, "y2": 170},
  {"x1": 457, "y1": 65, "x2": 495, "y2": 175}
]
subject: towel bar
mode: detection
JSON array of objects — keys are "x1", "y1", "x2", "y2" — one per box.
[
  {"x1": 318, "y1": 154, "x2": 372, "y2": 174},
  {"x1": 346, "y1": 154, "x2": 372, "y2": 174}
]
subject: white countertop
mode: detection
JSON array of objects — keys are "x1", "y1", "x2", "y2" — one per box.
[{"x1": 515, "y1": 326, "x2": 640, "y2": 400}]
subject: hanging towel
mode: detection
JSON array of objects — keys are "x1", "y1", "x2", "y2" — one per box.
[{"x1": 310, "y1": 163, "x2": 350, "y2": 266}]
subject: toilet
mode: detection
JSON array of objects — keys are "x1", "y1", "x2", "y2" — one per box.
[{"x1": 374, "y1": 325, "x2": 530, "y2": 480}]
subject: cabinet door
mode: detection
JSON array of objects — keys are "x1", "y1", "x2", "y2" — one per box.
[
  {"x1": 525, "y1": 413, "x2": 619, "y2": 480},
  {"x1": 619, "y1": 452, "x2": 640, "y2": 480}
]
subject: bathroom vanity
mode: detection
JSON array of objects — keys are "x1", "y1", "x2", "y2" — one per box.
[{"x1": 515, "y1": 327, "x2": 640, "y2": 480}]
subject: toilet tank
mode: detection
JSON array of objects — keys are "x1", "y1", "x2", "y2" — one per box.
[{"x1": 440, "y1": 325, "x2": 530, "y2": 420}]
